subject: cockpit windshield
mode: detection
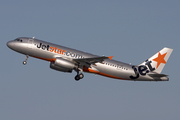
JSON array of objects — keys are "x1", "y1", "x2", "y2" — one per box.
[{"x1": 15, "y1": 38, "x2": 22, "y2": 42}]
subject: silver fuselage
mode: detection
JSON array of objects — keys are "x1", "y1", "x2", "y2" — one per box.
[{"x1": 7, "y1": 37, "x2": 169, "y2": 81}]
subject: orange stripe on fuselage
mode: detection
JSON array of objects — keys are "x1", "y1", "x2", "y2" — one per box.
[
  {"x1": 83, "y1": 66, "x2": 125, "y2": 80},
  {"x1": 32, "y1": 56, "x2": 56, "y2": 62}
]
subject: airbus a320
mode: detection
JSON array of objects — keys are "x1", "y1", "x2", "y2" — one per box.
[{"x1": 7, "y1": 37, "x2": 173, "y2": 81}]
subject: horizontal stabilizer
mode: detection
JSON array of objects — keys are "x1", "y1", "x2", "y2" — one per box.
[{"x1": 148, "y1": 74, "x2": 168, "y2": 78}]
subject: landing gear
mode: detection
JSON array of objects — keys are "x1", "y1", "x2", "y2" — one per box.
[
  {"x1": 23, "y1": 55, "x2": 29, "y2": 65},
  {"x1": 23, "y1": 61, "x2": 27, "y2": 65},
  {"x1": 79, "y1": 73, "x2": 84, "y2": 79},
  {"x1": 75, "y1": 73, "x2": 84, "y2": 81},
  {"x1": 74, "y1": 67, "x2": 84, "y2": 81},
  {"x1": 75, "y1": 75, "x2": 80, "y2": 81}
]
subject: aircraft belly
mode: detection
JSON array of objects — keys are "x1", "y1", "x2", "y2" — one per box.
[{"x1": 91, "y1": 63, "x2": 132, "y2": 80}]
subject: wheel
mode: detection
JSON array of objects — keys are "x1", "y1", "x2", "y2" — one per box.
[
  {"x1": 75, "y1": 75, "x2": 80, "y2": 81},
  {"x1": 79, "y1": 73, "x2": 84, "y2": 79},
  {"x1": 23, "y1": 61, "x2": 27, "y2": 65}
]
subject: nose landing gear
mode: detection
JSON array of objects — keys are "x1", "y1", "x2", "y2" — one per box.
[{"x1": 23, "y1": 55, "x2": 29, "y2": 65}]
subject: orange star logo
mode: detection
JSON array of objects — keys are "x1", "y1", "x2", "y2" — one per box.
[{"x1": 153, "y1": 52, "x2": 167, "y2": 69}]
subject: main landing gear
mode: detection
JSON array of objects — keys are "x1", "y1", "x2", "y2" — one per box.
[
  {"x1": 23, "y1": 55, "x2": 29, "y2": 65},
  {"x1": 75, "y1": 73, "x2": 84, "y2": 81},
  {"x1": 75, "y1": 68, "x2": 84, "y2": 81}
]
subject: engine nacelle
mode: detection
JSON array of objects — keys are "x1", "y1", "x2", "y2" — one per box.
[{"x1": 50, "y1": 58, "x2": 75, "y2": 73}]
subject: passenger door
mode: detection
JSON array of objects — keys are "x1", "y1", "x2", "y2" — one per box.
[{"x1": 27, "y1": 39, "x2": 34, "y2": 48}]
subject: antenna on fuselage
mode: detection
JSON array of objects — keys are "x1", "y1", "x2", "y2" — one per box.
[{"x1": 32, "y1": 36, "x2": 35, "y2": 39}]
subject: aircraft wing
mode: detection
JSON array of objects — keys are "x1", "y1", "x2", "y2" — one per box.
[{"x1": 73, "y1": 56, "x2": 113, "y2": 66}]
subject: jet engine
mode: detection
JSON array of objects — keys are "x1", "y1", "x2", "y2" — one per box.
[{"x1": 50, "y1": 57, "x2": 75, "y2": 73}]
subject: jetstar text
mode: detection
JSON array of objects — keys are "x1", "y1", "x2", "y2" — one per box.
[
  {"x1": 36, "y1": 43, "x2": 84, "y2": 58},
  {"x1": 130, "y1": 60, "x2": 155, "y2": 79}
]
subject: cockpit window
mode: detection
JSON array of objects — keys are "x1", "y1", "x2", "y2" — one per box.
[
  {"x1": 15, "y1": 38, "x2": 23, "y2": 42},
  {"x1": 15, "y1": 38, "x2": 20, "y2": 41}
]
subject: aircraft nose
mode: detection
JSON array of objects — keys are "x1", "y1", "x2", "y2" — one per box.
[{"x1": 7, "y1": 41, "x2": 14, "y2": 48}]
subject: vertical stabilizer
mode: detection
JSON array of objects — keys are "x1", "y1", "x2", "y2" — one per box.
[{"x1": 140, "y1": 47, "x2": 173, "y2": 73}]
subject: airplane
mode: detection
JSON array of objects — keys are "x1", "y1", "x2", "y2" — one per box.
[{"x1": 7, "y1": 37, "x2": 173, "y2": 81}]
